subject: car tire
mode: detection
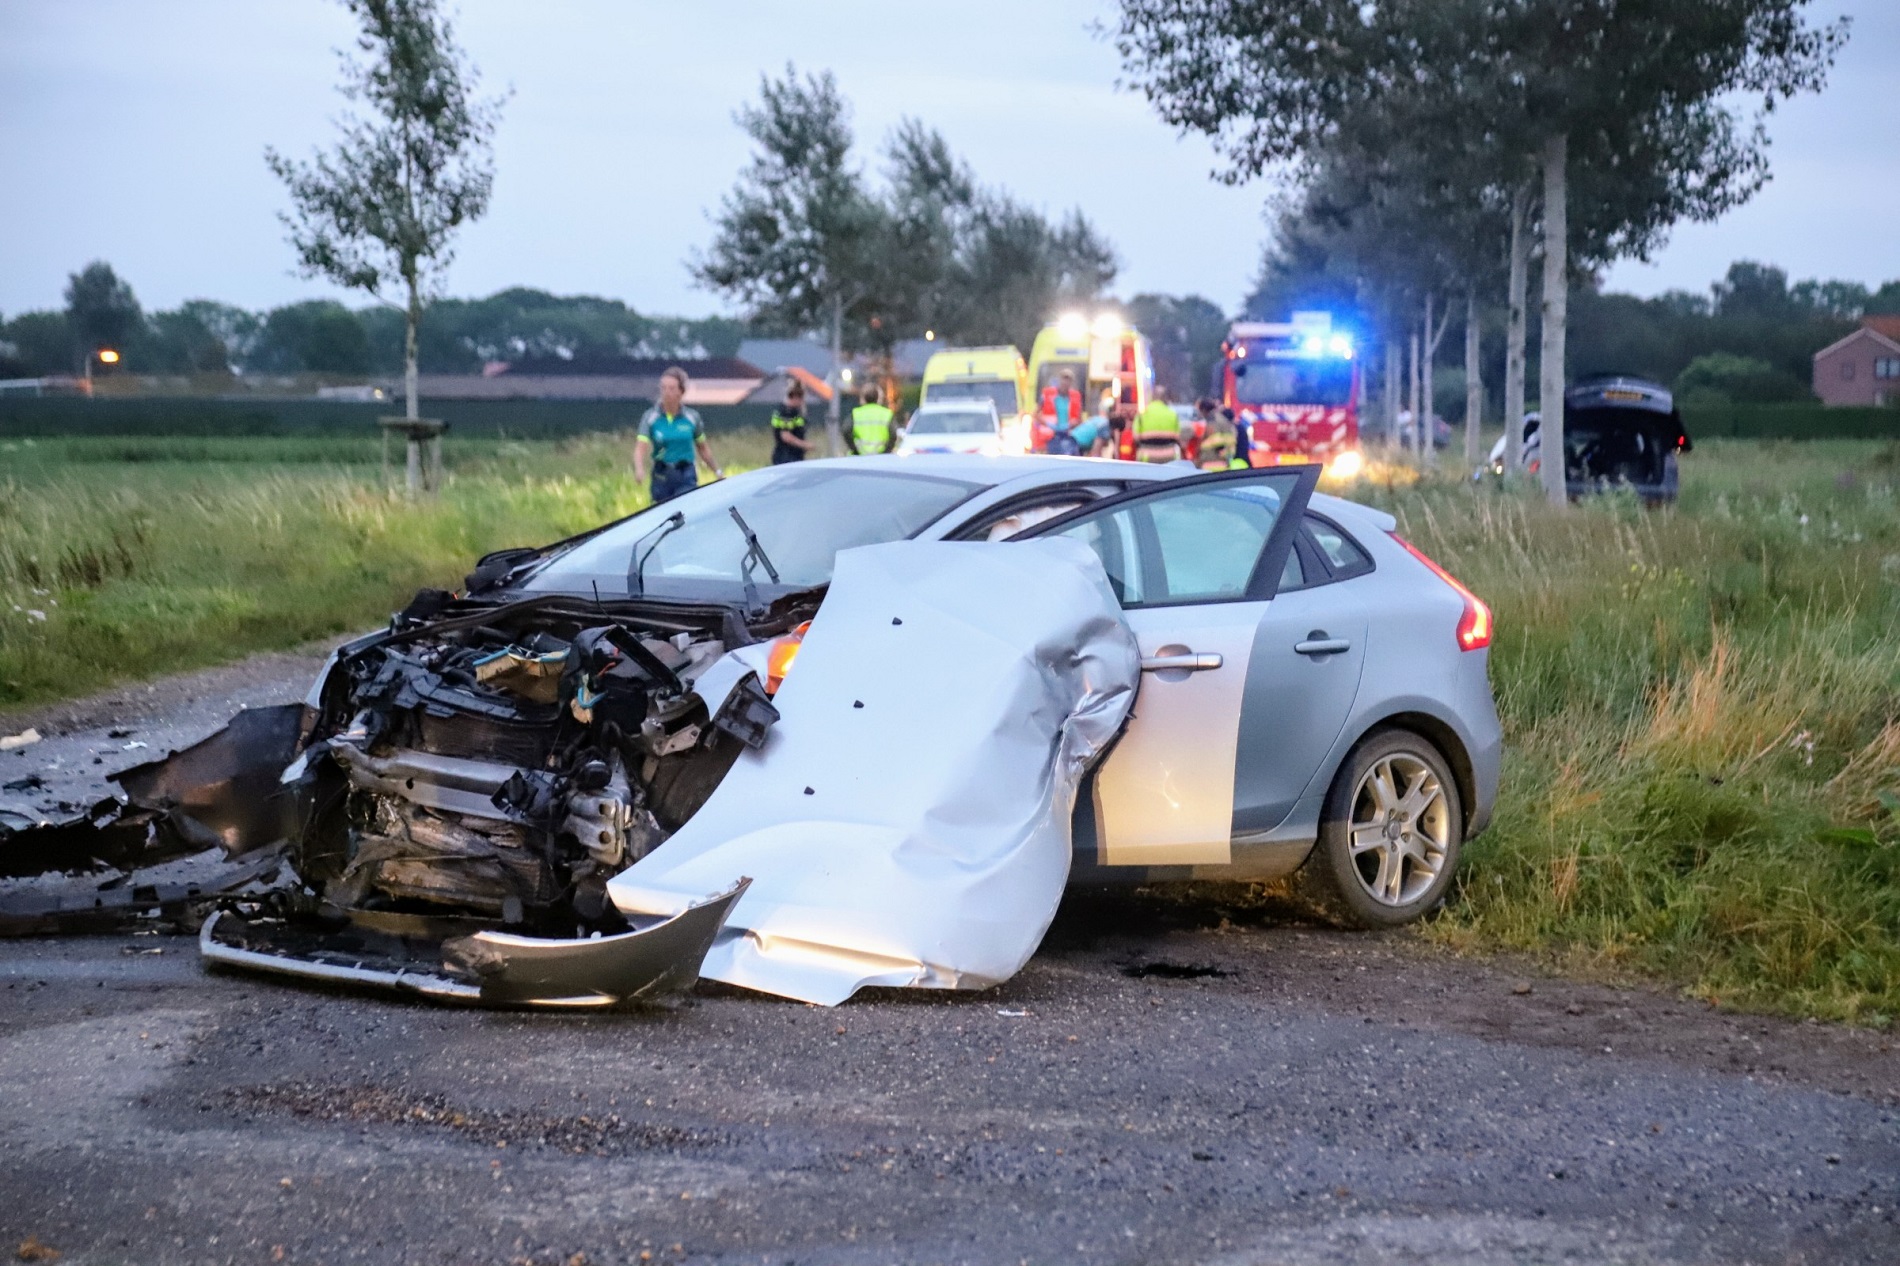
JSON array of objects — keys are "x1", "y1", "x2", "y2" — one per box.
[{"x1": 1292, "y1": 729, "x2": 1464, "y2": 929}]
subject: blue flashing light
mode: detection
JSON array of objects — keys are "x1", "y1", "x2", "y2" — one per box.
[
  {"x1": 1300, "y1": 336, "x2": 1326, "y2": 357},
  {"x1": 1328, "y1": 334, "x2": 1353, "y2": 358}
]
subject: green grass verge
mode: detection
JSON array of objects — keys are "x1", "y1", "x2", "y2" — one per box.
[
  {"x1": 1362, "y1": 439, "x2": 1900, "y2": 1026},
  {"x1": 0, "y1": 430, "x2": 773, "y2": 709},
  {"x1": 3, "y1": 432, "x2": 1897, "y2": 1024}
]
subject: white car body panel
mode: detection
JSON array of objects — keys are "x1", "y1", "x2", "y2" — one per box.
[
  {"x1": 606, "y1": 538, "x2": 1138, "y2": 1005},
  {"x1": 1093, "y1": 603, "x2": 1262, "y2": 866}
]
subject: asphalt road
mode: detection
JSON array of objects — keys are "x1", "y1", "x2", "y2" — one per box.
[{"x1": 3, "y1": 656, "x2": 1900, "y2": 1265}]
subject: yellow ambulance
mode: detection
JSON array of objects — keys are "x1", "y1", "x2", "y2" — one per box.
[{"x1": 918, "y1": 346, "x2": 1032, "y2": 452}]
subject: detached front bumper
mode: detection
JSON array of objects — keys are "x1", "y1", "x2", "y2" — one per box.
[{"x1": 199, "y1": 878, "x2": 749, "y2": 1007}]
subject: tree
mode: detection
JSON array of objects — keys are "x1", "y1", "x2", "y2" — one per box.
[
  {"x1": 1115, "y1": 0, "x2": 1846, "y2": 502},
  {"x1": 1127, "y1": 293, "x2": 1229, "y2": 399},
  {"x1": 694, "y1": 67, "x2": 886, "y2": 455},
  {"x1": 252, "y1": 301, "x2": 374, "y2": 374},
  {"x1": 1674, "y1": 351, "x2": 1808, "y2": 406},
  {"x1": 696, "y1": 69, "x2": 1118, "y2": 443},
  {"x1": 65, "y1": 261, "x2": 143, "y2": 376},
  {"x1": 943, "y1": 200, "x2": 1117, "y2": 353},
  {"x1": 266, "y1": 0, "x2": 502, "y2": 420}
]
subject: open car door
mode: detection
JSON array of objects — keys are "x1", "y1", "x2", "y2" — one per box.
[{"x1": 1019, "y1": 464, "x2": 1323, "y2": 866}]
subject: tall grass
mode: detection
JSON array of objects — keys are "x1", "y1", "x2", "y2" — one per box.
[
  {"x1": 1365, "y1": 439, "x2": 1900, "y2": 1025},
  {"x1": 0, "y1": 430, "x2": 772, "y2": 709}
]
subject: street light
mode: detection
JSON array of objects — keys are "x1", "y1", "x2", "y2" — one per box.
[{"x1": 96, "y1": 348, "x2": 120, "y2": 364}]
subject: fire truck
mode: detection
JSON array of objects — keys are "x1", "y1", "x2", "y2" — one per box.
[{"x1": 1219, "y1": 313, "x2": 1364, "y2": 478}]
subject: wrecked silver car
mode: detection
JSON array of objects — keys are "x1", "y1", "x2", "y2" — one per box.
[
  {"x1": 0, "y1": 462, "x2": 1143, "y2": 1005},
  {"x1": 2, "y1": 455, "x2": 1504, "y2": 1006}
]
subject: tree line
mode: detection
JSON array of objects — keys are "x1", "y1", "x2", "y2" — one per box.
[
  {"x1": 1253, "y1": 251, "x2": 1900, "y2": 419},
  {"x1": 0, "y1": 264, "x2": 747, "y2": 380},
  {"x1": 1114, "y1": 0, "x2": 1853, "y2": 501}
]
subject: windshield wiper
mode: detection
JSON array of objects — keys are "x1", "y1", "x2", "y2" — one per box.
[
  {"x1": 626, "y1": 510, "x2": 686, "y2": 596},
  {"x1": 728, "y1": 506, "x2": 781, "y2": 614}
]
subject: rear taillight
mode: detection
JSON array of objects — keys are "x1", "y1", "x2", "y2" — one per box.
[
  {"x1": 1390, "y1": 534, "x2": 1492, "y2": 652},
  {"x1": 765, "y1": 621, "x2": 810, "y2": 694}
]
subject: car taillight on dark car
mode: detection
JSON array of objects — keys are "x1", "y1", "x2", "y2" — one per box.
[{"x1": 1389, "y1": 534, "x2": 1492, "y2": 651}]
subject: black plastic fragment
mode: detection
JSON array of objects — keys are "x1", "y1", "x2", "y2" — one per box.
[{"x1": 709, "y1": 674, "x2": 780, "y2": 751}]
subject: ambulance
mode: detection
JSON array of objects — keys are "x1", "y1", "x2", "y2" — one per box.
[
  {"x1": 1026, "y1": 313, "x2": 1154, "y2": 454},
  {"x1": 918, "y1": 346, "x2": 1032, "y2": 454}
]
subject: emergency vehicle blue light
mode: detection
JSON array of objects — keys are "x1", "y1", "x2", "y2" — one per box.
[
  {"x1": 1300, "y1": 336, "x2": 1326, "y2": 356},
  {"x1": 1328, "y1": 334, "x2": 1353, "y2": 358}
]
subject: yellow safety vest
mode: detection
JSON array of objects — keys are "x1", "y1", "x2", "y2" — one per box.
[
  {"x1": 851, "y1": 403, "x2": 894, "y2": 452},
  {"x1": 1134, "y1": 402, "x2": 1180, "y2": 439}
]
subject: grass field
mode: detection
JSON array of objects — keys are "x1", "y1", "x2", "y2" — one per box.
[
  {"x1": 3, "y1": 431, "x2": 1897, "y2": 1024},
  {"x1": 1364, "y1": 440, "x2": 1900, "y2": 1026},
  {"x1": 0, "y1": 430, "x2": 772, "y2": 709}
]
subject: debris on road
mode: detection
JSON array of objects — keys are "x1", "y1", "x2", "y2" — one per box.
[{"x1": 1, "y1": 729, "x2": 41, "y2": 753}]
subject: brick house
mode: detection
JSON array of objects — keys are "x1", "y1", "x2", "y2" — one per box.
[{"x1": 1813, "y1": 315, "x2": 1900, "y2": 407}]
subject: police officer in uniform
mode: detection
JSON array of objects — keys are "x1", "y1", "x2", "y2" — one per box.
[
  {"x1": 770, "y1": 379, "x2": 813, "y2": 464},
  {"x1": 846, "y1": 383, "x2": 895, "y2": 455},
  {"x1": 633, "y1": 365, "x2": 723, "y2": 504}
]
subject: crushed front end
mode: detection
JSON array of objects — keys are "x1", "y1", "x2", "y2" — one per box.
[{"x1": 8, "y1": 587, "x2": 803, "y2": 1005}]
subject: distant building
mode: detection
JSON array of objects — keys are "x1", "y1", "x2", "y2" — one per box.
[
  {"x1": 738, "y1": 337, "x2": 936, "y2": 386},
  {"x1": 738, "y1": 339, "x2": 836, "y2": 382},
  {"x1": 390, "y1": 356, "x2": 768, "y2": 407},
  {"x1": 1813, "y1": 316, "x2": 1900, "y2": 407}
]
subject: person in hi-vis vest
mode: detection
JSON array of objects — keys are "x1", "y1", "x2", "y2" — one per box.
[{"x1": 847, "y1": 384, "x2": 896, "y2": 454}]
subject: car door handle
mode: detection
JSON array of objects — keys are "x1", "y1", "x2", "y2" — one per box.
[
  {"x1": 1140, "y1": 653, "x2": 1224, "y2": 672},
  {"x1": 1294, "y1": 636, "x2": 1352, "y2": 657}
]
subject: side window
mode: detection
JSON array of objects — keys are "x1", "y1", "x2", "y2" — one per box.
[
  {"x1": 981, "y1": 499, "x2": 1090, "y2": 541},
  {"x1": 1048, "y1": 473, "x2": 1302, "y2": 607},
  {"x1": 955, "y1": 485, "x2": 1122, "y2": 542},
  {"x1": 1060, "y1": 505, "x2": 1146, "y2": 604},
  {"x1": 1306, "y1": 515, "x2": 1374, "y2": 581},
  {"x1": 1279, "y1": 541, "x2": 1308, "y2": 592}
]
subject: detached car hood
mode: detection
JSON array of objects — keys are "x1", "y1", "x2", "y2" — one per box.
[{"x1": 609, "y1": 539, "x2": 1139, "y2": 1005}]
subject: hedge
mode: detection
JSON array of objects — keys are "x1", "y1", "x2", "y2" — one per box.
[
  {"x1": 0, "y1": 395, "x2": 780, "y2": 439},
  {"x1": 1679, "y1": 402, "x2": 1900, "y2": 441}
]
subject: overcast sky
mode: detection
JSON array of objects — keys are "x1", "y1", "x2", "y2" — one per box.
[{"x1": 1, "y1": 1, "x2": 1892, "y2": 321}]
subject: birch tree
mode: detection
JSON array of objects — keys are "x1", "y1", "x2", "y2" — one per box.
[{"x1": 266, "y1": 0, "x2": 502, "y2": 422}]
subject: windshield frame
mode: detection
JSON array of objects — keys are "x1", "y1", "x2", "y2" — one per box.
[
  {"x1": 516, "y1": 464, "x2": 989, "y2": 602},
  {"x1": 907, "y1": 406, "x2": 1000, "y2": 436},
  {"x1": 924, "y1": 379, "x2": 1021, "y2": 415}
]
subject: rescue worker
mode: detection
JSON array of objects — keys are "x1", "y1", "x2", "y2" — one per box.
[
  {"x1": 1195, "y1": 397, "x2": 1251, "y2": 470},
  {"x1": 633, "y1": 365, "x2": 723, "y2": 504},
  {"x1": 1040, "y1": 369, "x2": 1085, "y2": 455},
  {"x1": 846, "y1": 383, "x2": 895, "y2": 454},
  {"x1": 1132, "y1": 385, "x2": 1184, "y2": 463},
  {"x1": 770, "y1": 379, "x2": 813, "y2": 464}
]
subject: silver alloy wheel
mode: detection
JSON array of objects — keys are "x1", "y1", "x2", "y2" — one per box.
[{"x1": 1346, "y1": 753, "x2": 1452, "y2": 906}]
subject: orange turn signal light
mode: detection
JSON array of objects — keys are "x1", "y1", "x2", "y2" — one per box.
[{"x1": 765, "y1": 621, "x2": 811, "y2": 694}]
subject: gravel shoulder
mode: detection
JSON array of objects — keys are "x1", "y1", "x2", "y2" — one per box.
[{"x1": 1, "y1": 649, "x2": 1897, "y2": 1264}]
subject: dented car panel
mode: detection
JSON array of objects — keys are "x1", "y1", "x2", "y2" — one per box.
[{"x1": 608, "y1": 539, "x2": 1140, "y2": 1006}]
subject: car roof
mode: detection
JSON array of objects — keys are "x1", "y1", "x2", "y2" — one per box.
[{"x1": 790, "y1": 453, "x2": 1173, "y2": 489}]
